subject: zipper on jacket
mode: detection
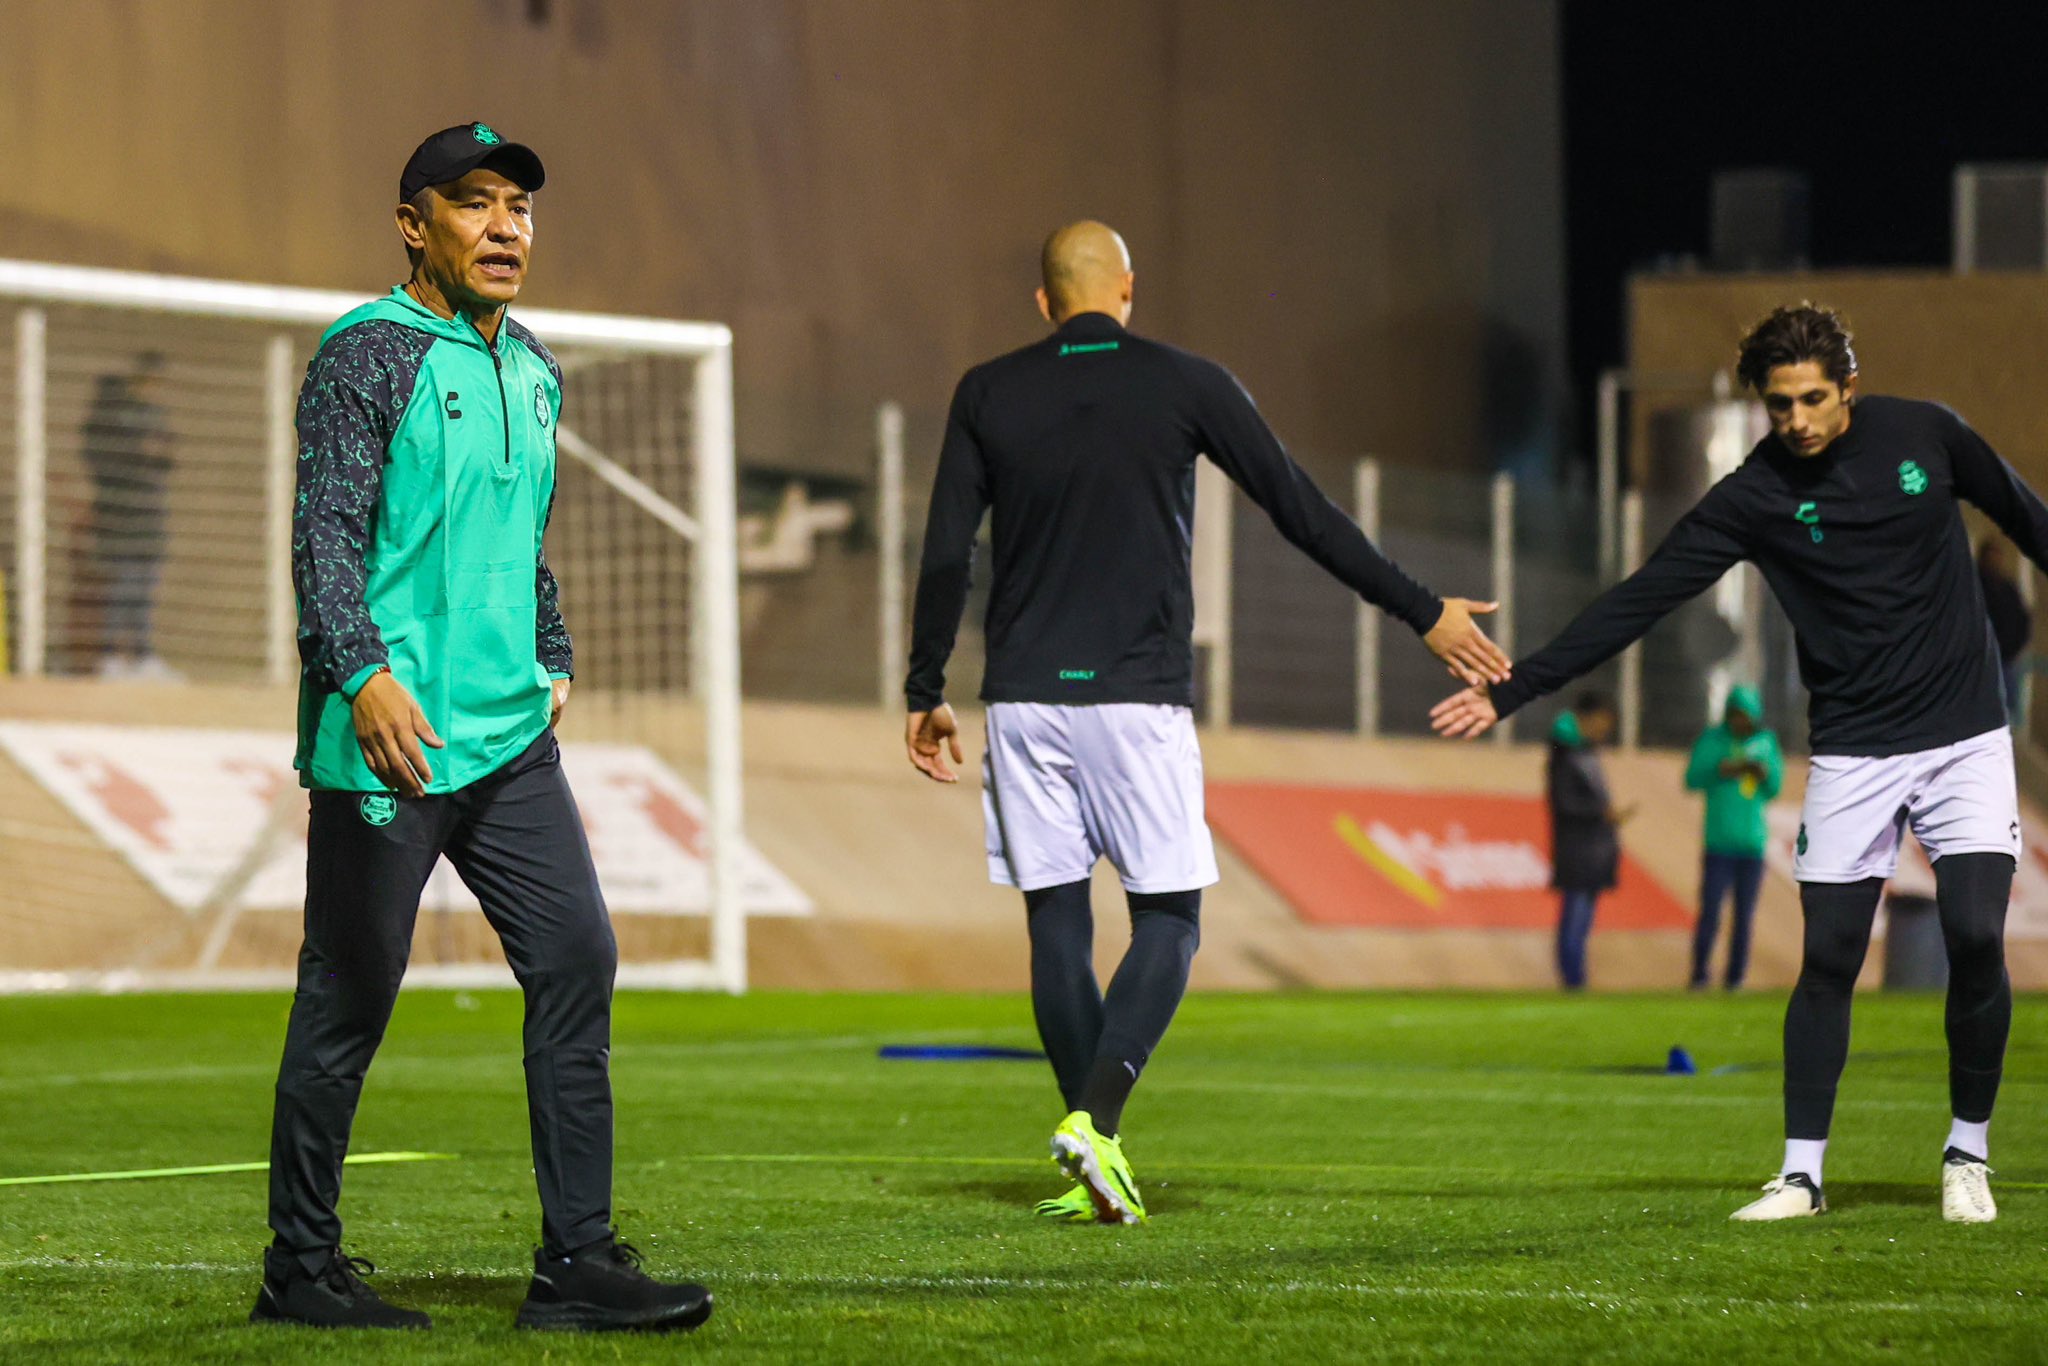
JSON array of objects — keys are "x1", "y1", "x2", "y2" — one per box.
[{"x1": 490, "y1": 339, "x2": 511, "y2": 465}]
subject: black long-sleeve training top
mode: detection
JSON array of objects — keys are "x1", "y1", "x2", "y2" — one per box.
[
  {"x1": 905, "y1": 312, "x2": 1442, "y2": 711},
  {"x1": 1491, "y1": 396, "x2": 2048, "y2": 756}
]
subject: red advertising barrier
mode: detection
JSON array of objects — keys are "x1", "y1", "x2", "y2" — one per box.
[{"x1": 1206, "y1": 782, "x2": 1691, "y2": 931}]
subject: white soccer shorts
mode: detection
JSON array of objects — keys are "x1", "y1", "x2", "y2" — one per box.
[
  {"x1": 1793, "y1": 726, "x2": 2021, "y2": 883},
  {"x1": 981, "y1": 701, "x2": 1220, "y2": 894}
]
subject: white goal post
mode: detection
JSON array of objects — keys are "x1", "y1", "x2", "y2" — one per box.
[{"x1": 0, "y1": 258, "x2": 748, "y2": 994}]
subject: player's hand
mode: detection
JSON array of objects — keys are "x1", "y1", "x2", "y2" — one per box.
[
  {"x1": 906, "y1": 703, "x2": 965, "y2": 783},
  {"x1": 351, "y1": 669, "x2": 444, "y2": 798},
  {"x1": 1429, "y1": 684, "x2": 1498, "y2": 739},
  {"x1": 550, "y1": 677, "x2": 572, "y2": 728},
  {"x1": 1424, "y1": 599, "x2": 1512, "y2": 686}
]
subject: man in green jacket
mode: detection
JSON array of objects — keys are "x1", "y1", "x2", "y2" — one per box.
[
  {"x1": 255, "y1": 123, "x2": 709, "y2": 1336},
  {"x1": 1684, "y1": 685, "x2": 1784, "y2": 989}
]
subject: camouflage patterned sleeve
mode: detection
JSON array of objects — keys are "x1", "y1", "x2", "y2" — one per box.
[
  {"x1": 292, "y1": 321, "x2": 432, "y2": 695},
  {"x1": 508, "y1": 319, "x2": 574, "y2": 679},
  {"x1": 536, "y1": 488, "x2": 573, "y2": 678}
]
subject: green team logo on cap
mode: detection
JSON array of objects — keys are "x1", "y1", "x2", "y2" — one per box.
[
  {"x1": 1899, "y1": 460, "x2": 1928, "y2": 495},
  {"x1": 473, "y1": 123, "x2": 503, "y2": 146},
  {"x1": 360, "y1": 793, "x2": 397, "y2": 827}
]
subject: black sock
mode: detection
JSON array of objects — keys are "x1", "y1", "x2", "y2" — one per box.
[
  {"x1": 1025, "y1": 880, "x2": 1101, "y2": 1110},
  {"x1": 1077, "y1": 889, "x2": 1200, "y2": 1136},
  {"x1": 1934, "y1": 852, "x2": 2014, "y2": 1123},
  {"x1": 1783, "y1": 878, "x2": 1881, "y2": 1140}
]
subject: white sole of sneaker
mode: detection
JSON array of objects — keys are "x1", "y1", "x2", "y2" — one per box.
[
  {"x1": 1728, "y1": 1195, "x2": 1825, "y2": 1222},
  {"x1": 1052, "y1": 1131, "x2": 1136, "y2": 1226}
]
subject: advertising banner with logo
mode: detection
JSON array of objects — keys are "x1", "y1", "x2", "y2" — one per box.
[
  {"x1": 0, "y1": 722, "x2": 810, "y2": 918},
  {"x1": 1205, "y1": 782, "x2": 1690, "y2": 931}
]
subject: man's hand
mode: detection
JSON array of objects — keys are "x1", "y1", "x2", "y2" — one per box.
[
  {"x1": 551, "y1": 677, "x2": 572, "y2": 728},
  {"x1": 1429, "y1": 684, "x2": 1498, "y2": 739},
  {"x1": 1424, "y1": 599, "x2": 1512, "y2": 687},
  {"x1": 351, "y1": 669, "x2": 444, "y2": 798},
  {"x1": 905, "y1": 703, "x2": 965, "y2": 783}
]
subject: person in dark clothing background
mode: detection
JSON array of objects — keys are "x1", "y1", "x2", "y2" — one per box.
[
  {"x1": 1546, "y1": 692, "x2": 1627, "y2": 991},
  {"x1": 78, "y1": 350, "x2": 175, "y2": 678},
  {"x1": 1977, "y1": 537, "x2": 2030, "y2": 728}
]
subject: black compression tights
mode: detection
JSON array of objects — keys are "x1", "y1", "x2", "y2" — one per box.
[
  {"x1": 1784, "y1": 853, "x2": 2013, "y2": 1139},
  {"x1": 1024, "y1": 881, "x2": 1201, "y2": 1135}
]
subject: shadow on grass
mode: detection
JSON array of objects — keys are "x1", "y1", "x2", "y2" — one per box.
[
  {"x1": 379, "y1": 1269, "x2": 526, "y2": 1308},
  {"x1": 1824, "y1": 1181, "x2": 1938, "y2": 1211},
  {"x1": 939, "y1": 1174, "x2": 1207, "y2": 1218}
]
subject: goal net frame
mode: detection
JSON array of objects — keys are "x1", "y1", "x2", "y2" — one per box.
[{"x1": 0, "y1": 258, "x2": 748, "y2": 994}]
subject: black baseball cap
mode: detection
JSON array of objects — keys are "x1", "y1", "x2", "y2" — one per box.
[{"x1": 398, "y1": 121, "x2": 546, "y2": 203}]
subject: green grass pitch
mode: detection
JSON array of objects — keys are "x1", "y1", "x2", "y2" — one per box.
[{"x1": 2, "y1": 989, "x2": 2044, "y2": 1362}]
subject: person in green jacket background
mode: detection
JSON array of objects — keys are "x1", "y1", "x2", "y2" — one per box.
[{"x1": 1684, "y1": 685, "x2": 1783, "y2": 989}]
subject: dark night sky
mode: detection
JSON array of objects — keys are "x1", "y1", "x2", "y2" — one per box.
[{"x1": 1561, "y1": 3, "x2": 2048, "y2": 451}]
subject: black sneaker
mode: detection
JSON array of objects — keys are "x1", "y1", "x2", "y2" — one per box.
[
  {"x1": 249, "y1": 1246, "x2": 431, "y2": 1329},
  {"x1": 515, "y1": 1235, "x2": 712, "y2": 1333}
]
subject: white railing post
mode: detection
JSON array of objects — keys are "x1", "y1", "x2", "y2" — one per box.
[
  {"x1": 1596, "y1": 369, "x2": 1621, "y2": 586},
  {"x1": 1193, "y1": 459, "x2": 1233, "y2": 727},
  {"x1": 265, "y1": 334, "x2": 297, "y2": 685},
  {"x1": 692, "y1": 341, "x2": 747, "y2": 993},
  {"x1": 1354, "y1": 457, "x2": 1381, "y2": 736},
  {"x1": 14, "y1": 307, "x2": 46, "y2": 676},
  {"x1": 876, "y1": 401, "x2": 905, "y2": 710},
  {"x1": 1619, "y1": 490, "x2": 1645, "y2": 750},
  {"x1": 1490, "y1": 470, "x2": 1515, "y2": 745}
]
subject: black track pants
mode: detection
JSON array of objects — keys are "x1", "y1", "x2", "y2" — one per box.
[{"x1": 266, "y1": 730, "x2": 617, "y2": 1266}]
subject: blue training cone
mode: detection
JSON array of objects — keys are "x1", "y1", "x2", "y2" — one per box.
[{"x1": 1665, "y1": 1045, "x2": 1698, "y2": 1076}]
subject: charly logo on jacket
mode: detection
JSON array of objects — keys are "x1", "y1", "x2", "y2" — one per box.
[
  {"x1": 534, "y1": 383, "x2": 549, "y2": 428},
  {"x1": 1899, "y1": 460, "x2": 1928, "y2": 495},
  {"x1": 360, "y1": 793, "x2": 397, "y2": 827}
]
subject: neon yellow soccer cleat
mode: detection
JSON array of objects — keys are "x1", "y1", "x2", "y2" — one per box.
[
  {"x1": 1051, "y1": 1111, "x2": 1147, "y2": 1225},
  {"x1": 1033, "y1": 1184, "x2": 1097, "y2": 1222}
]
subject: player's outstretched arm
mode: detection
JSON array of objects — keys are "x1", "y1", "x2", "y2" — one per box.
[
  {"x1": 1431, "y1": 493, "x2": 1748, "y2": 739},
  {"x1": 1188, "y1": 359, "x2": 1455, "y2": 645},
  {"x1": 905, "y1": 704, "x2": 965, "y2": 783}
]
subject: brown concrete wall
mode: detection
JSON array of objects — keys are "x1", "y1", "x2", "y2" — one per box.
[
  {"x1": 1629, "y1": 272, "x2": 2048, "y2": 479},
  {"x1": 0, "y1": 0, "x2": 1563, "y2": 486},
  {"x1": 23, "y1": 681, "x2": 2048, "y2": 993}
]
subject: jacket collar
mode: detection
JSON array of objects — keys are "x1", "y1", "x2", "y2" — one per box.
[
  {"x1": 382, "y1": 285, "x2": 503, "y2": 349},
  {"x1": 1054, "y1": 311, "x2": 1127, "y2": 340}
]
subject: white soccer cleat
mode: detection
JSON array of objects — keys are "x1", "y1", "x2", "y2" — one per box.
[
  {"x1": 1942, "y1": 1149, "x2": 1997, "y2": 1223},
  {"x1": 1729, "y1": 1172, "x2": 1825, "y2": 1221}
]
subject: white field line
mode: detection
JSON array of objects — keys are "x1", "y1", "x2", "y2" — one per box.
[
  {"x1": 0, "y1": 1257, "x2": 2005, "y2": 1316},
  {"x1": 0, "y1": 1031, "x2": 1010, "y2": 1091}
]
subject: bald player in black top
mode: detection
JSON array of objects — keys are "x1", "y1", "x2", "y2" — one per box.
[{"x1": 905, "y1": 220, "x2": 1508, "y2": 1224}]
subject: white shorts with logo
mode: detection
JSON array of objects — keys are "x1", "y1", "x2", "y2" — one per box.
[
  {"x1": 1794, "y1": 726, "x2": 2021, "y2": 883},
  {"x1": 981, "y1": 702, "x2": 1221, "y2": 894}
]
